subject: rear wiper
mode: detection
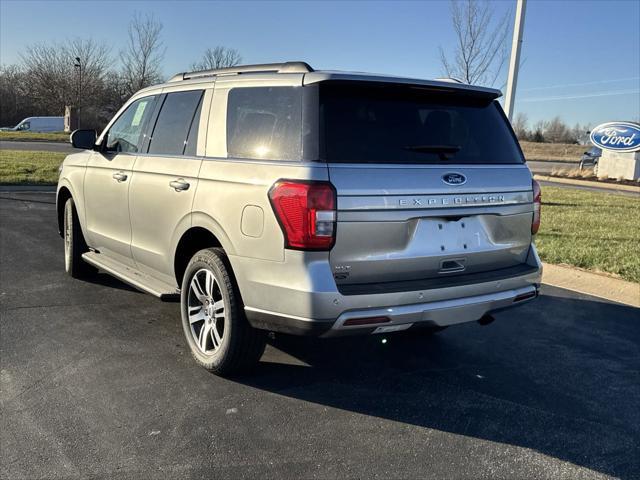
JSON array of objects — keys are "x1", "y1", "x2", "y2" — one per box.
[
  {"x1": 402, "y1": 144, "x2": 461, "y2": 160},
  {"x1": 403, "y1": 144, "x2": 461, "y2": 153}
]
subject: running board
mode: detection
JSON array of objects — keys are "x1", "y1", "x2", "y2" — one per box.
[{"x1": 82, "y1": 252, "x2": 180, "y2": 301}]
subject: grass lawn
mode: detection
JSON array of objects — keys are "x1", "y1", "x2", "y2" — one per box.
[
  {"x1": 536, "y1": 186, "x2": 640, "y2": 283},
  {"x1": 0, "y1": 131, "x2": 69, "y2": 142},
  {"x1": 520, "y1": 141, "x2": 584, "y2": 163},
  {"x1": 0, "y1": 149, "x2": 66, "y2": 185}
]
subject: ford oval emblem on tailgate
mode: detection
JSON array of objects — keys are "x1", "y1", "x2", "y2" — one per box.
[{"x1": 442, "y1": 173, "x2": 467, "y2": 186}]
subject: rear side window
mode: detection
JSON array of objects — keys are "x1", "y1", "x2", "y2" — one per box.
[
  {"x1": 320, "y1": 84, "x2": 523, "y2": 164},
  {"x1": 148, "y1": 90, "x2": 204, "y2": 156},
  {"x1": 227, "y1": 87, "x2": 302, "y2": 161}
]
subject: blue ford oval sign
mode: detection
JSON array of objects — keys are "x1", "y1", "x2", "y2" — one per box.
[
  {"x1": 442, "y1": 173, "x2": 467, "y2": 185},
  {"x1": 590, "y1": 122, "x2": 640, "y2": 152}
]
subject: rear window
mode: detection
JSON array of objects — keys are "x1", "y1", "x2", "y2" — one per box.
[
  {"x1": 319, "y1": 84, "x2": 523, "y2": 164},
  {"x1": 227, "y1": 87, "x2": 302, "y2": 161}
]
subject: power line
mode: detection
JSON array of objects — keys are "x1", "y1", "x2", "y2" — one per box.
[
  {"x1": 520, "y1": 77, "x2": 640, "y2": 92},
  {"x1": 520, "y1": 88, "x2": 640, "y2": 102}
]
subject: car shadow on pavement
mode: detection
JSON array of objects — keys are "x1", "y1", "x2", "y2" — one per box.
[
  {"x1": 240, "y1": 292, "x2": 640, "y2": 478},
  {"x1": 83, "y1": 271, "x2": 141, "y2": 294}
]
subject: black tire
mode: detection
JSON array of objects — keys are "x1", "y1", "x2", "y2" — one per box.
[
  {"x1": 180, "y1": 248, "x2": 266, "y2": 376},
  {"x1": 63, "y1": 197, "x2": 95, "y2": 278}
]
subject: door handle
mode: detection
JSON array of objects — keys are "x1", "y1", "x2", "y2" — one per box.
[
  {"x1": 112, "y1": 171, "x2": 128, "y2": 182},
  {"x1": 169, "y1": 179, "x2": 190, "y2": 192}
]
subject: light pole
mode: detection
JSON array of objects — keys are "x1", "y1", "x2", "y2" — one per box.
[
  {"x1": 504, "y1": 0, "x2": 527, "y2": 121},
  {"x1": 74, "y1": 56, "x2": 82, "y2": 129}
]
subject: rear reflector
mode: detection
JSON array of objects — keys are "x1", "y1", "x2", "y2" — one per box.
[
  {"x1": 532, "y1": 179, "x2": 541, "y2": 234},
  {"x1": 343, "y1": 316, "x2": 391, "y2": 326}
]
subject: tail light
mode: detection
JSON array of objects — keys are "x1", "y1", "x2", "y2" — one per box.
[
  {"x1": 532, "y1": 179, "x2": 541, "y2": 234},
  {"x1": 268, "y1": 180, "x2": 336, "y2": 250}
]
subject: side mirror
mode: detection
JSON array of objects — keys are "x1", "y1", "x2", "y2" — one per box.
[{"x1": 70, "y1": 129, "x2": 97, "y2": 150}]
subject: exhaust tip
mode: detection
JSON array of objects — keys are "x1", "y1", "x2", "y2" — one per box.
[
  {"x1": 514, "y1": 290, "x2": 538, "y2": 303},
  {"x1": 478, "y1": 314, "x2": 495, "y2": 326}
]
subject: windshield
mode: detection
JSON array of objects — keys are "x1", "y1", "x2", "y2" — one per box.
[{"x1": 319, "y1": 83, "x2": 524, "y2": 164}]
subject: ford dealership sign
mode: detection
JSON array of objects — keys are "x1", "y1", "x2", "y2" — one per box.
[{"x1": 590, "y1": 122, "x2": 640, "y2": 152}]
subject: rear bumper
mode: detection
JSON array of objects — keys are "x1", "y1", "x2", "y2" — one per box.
[
  {"x1": 233, "y1": 245, "x2": 543, "y2": 337},
  {"x1": 245, "y1": 284, "x2": 539, "y2": 337},
  {"x1": 325, "y1": 284, "x2": 538, "y2": 336}
]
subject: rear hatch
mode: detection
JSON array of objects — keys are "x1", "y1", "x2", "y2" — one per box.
[{"x1": 318, "y1": 82, "x2": 534, "y2": 287}]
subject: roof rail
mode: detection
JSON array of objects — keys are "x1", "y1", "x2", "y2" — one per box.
[{"x1": 168, "y1": 61, "x2": 314, "y2": 82}]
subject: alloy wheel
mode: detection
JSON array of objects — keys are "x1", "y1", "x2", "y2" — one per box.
[{"x1": 188, "y1": 268, "x2": 226, "y2": 354}]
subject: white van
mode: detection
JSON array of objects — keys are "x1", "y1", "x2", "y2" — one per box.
[{"x1": 3, "y1": 116, "x2": 64, "y2": 133}]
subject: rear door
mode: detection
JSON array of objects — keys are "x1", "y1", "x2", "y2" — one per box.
[
  {"x1": 129, "y1": 88, "x2": 209, "y2": 284},
  {"x1": 319, "y1": 83, "x2": 534, "y2": 286}
]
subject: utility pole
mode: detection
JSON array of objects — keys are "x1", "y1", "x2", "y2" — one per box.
[
  {"x1": 74, "y1": 56, "x2": 82, "y2": 129},
  {"x1": 504, "y1": 0, "x2": 527, "y2": 121}
]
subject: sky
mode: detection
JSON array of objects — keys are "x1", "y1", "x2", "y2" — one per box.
[{"x1": 1, "y1": 0, "x2": 639, "y2": 128}]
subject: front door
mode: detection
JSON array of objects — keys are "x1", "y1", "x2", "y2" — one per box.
[
  {"x1": 84, "y1": 95, "x2": 158, "y2": 267},
  {"x1": 129, "y1": 89, "x2": 207, "y2": 284}
]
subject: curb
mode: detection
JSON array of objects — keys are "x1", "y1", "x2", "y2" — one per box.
[
  {"x1": 534, "y1": 174, "x2": 640, "y2": 193},
  {"x1": 542, "y1": 262, "x2": 640, "y2": 308}
]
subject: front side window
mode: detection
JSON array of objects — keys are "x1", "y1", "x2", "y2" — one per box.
[
  {"x1": 148, "y1": 90, "x2": 204, "y2": 156},
  {"x1": 17, "y1": 121, "x2": 30, "y2": 131},
  {"x1": 227, "y1": 87, "x2": 302, "y2": 161},
  {"x1": 106, "y1": 96, "x2": 157, "y2": 153}
]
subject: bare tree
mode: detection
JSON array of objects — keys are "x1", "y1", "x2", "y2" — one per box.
[
  {"x1": 544, "y1": 116, "x2": 571, "y2": 144},
  {"x1": 120, "y1": 12, "x2": 165, "y2": 96},
  {"x1": 0, "y1": 65, "x2": 35, "y2": 126},
  {"x1": 101, "y1": 72, "x2": 130, "y2": 117},
  {"x1": 531, "y1": 120, "x2": 547, "y2": 143},
  {"x1": 570, "y1": 122, "x2": 589, "y2": 145},
  {"x1": 191, "y1": 46, "x2": 242, "y2": 71},
  {"x1": 439, "y1": 0, "x2": 510, "y2": 86},
  {"x1": 512, "y1": 112, "x2": 529, "y2": 140},
  {"x1": 19, "y1": 38, "x2": 111, "y2": 119}
]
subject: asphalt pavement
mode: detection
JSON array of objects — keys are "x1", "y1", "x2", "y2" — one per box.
[{"x1": 1, "y1": 192, "x2": 639, "y2": 480}]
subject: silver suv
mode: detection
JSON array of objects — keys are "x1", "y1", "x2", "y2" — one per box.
[{"x1": 57, "y1": 62, "x2": 542, "y2": 375}]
